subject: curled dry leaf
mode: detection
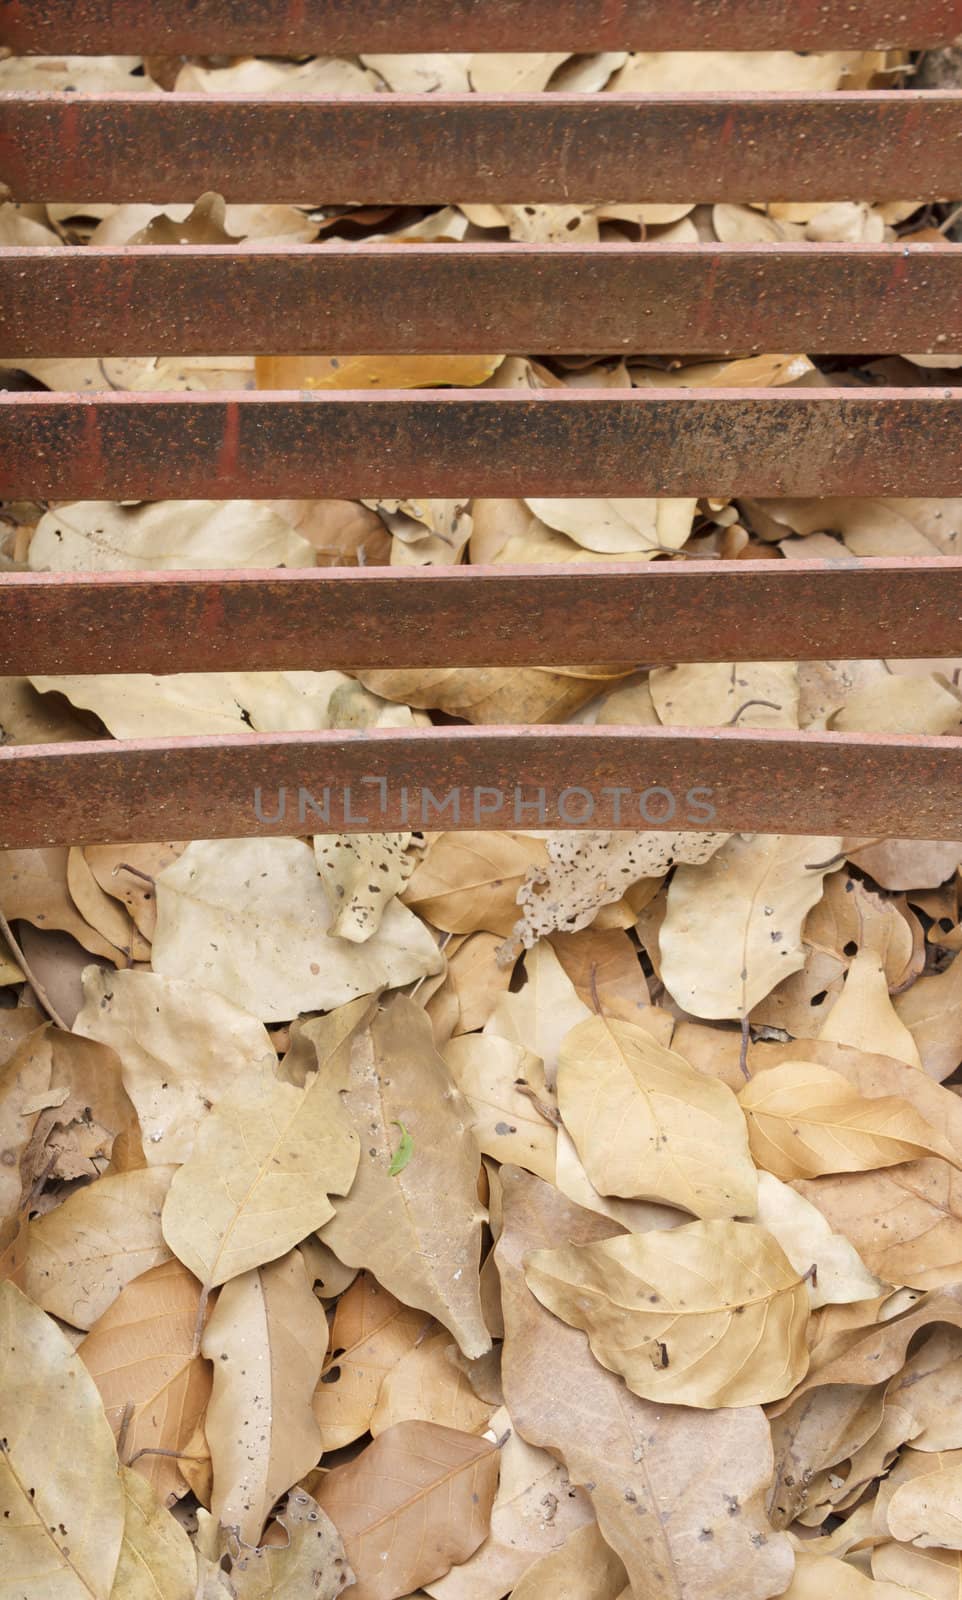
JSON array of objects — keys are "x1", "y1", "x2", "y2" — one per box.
[
  {"x1": 782, "y1": 1284, "x2": 962, "y2": 1405},
  {"x1": 161, "y1": 999, "x2": 367, "y2": 1291},
  {"x1": 886, "y1": 1326, "x2": 962, "y2": 1451},
  {"x1": 496, "y1": 1168, "x2": 794, "y2": 1600},
  {"x1": 318, "y1": 998, "x2": 491, "y2": 1359},
  {"x1": 152, "y1": 839, "x2": 443, "y2": 1022},
  {"x1": 23, "y1": 1164, "x2": 175, "y2": 1329},
  {"x1": 557, "y1": 1014, "x2": 757, "y2": 1217},
  {"x1": 355, "y1": 665, "x2": 629, "y2": 726},
  {"x1": 872, "y1": 1540, "x2": 962, "y2": 1598},
  {"x1": 0, "y1": 1281, "x2": 125, "y2": 1599},
  {"x1": 779, "y1": 1553, "x2": 910, "y2": 1598},
  {"x1": 795, "y1": 1161, "x2": 962, "y2": 1292},
  {"x1": 739, "y1": 1060, "x2": 961, "y2": 1180},
  {"x1": 79, "y1": 1257, "x2": 212, "y2": 1506},
  {"x1": 886, "y1": 1451, "x2": 962, "y2": 1549},
  {"x1": 524, "y1": 1219, "x2": 809, "y2": 1407},
  {"x1": 312, "y1": 1272, "x2": 432, "y2": 1453},
  {"x1": 315, "y1": 1421, "x2": 500, "y2": 1600},
  {"x1": 202, "y1": 1249, "x2": 326, "y2": 1546},
  {"x1": 659, "y1": 834, "x2": 841, "y2": 1020}
]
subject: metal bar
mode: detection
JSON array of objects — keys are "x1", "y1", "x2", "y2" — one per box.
[
  {"x1": 3, "y1": 389, "x2": 961, "y2": 500},
  {"x1": 4, "y1": 560, "x2": 962, "y2": 675},
  {"x1": 4, "y1": 243, "x2": 962, "y2": 358},
  {"x1": 3, "y1": 727, "x2": 962, "y2": 847},
  {"x1": 3, "y1": 0, "x2": 959, "y2": 55},
  {"x1": 2, "y1": 93, "x2": 961, "y2": 205}
]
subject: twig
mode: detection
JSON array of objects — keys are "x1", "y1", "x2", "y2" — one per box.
[
  {"x1": 0, "y1": 906, "x2": 69, "y2": 1030},
  {"x1": 739, "y1": 1016, "x2": 751, "y2": 1081}
]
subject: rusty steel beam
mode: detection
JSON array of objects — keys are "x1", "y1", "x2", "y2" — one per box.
[
  {"x1": 4, "y1": 243, "x2": 962, "y2": 358},
  {"x1": 3, "y1": 0, "x2": 959, "y2": 55},
  {"x1": 2, "y1": 93, "x2": 961, "y2": 205},
  {"x1": 3, "y1": 727, "x2": 962, "y2": 848},
  {"x1": 4, "y1": 560, "x2": 962, "y2": 676},
  {"x1": 2, "y1": 389, "x2": 961, "y2": 500}
]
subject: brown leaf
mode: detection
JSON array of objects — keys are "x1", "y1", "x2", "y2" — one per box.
[
  {"x1": 319, "y1": 999, "x2": 491, "y2": 1359},
  {"x1": 496, "y1": 1167, "x2": 794, "y2": 1600},
  {"x1": 79, "y1": 1257, "x2": 212, "y2": 1505},
  {"x1": 795, "y1": 1161, "x2": 962, "y2": 1291},
  {"x1": 371, "y1": 1331, "x2": 495, "y2": 1437},
  {"x1": 403, "y1": 834, "x2": 549, "y2": 937},
  {"x1": 780, "y1": 1283, "x2": 962, "y2": 1404},
  {"x1": 312, "y1": 1272, "x2": 432, "y2": 1452},
  {"x1": 316, "y1": 1420, "x2": 500, "y2": 1600}
]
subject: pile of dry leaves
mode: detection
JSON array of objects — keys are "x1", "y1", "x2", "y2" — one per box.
[{"x1": 3, "y1": 31, "x2": 962, "y2": 1600}]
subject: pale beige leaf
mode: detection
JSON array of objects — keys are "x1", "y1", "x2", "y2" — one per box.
[
  {"x1": 887, "y1": 1326, "x2": 962, "y2": 1451},
  {"x1": 553, "y1": 1127, "x2": 684, "y2": 1234},
  {"x1": 79, "y1": 1259, "x2": 212, "y2": 1506},
  {"x1": 0, "y1": 1281, "x2": 125, "y2": 1599},
  {"x1": 659, "y1": 834, "x2": 841, "y2": 1019},
  {"x1": 819, "y1": 949, "x2": 922, "y2": 1067},
  {"x1": 31, "y1": 671, "x2": 356, "y2": 740},
  {"x1": 525, "y1": 1219, "x2": 809, "y2": 1407},
  {"x1": 769, "y1": 1384, "x2": 886, "y2": 1527},
  {"x1": 896, "y1": 953, "x2": 962, "y2": 1080},
  {"x1": 424, "y1": 1406, "x2": 593, "y2": 1600},
  {"x1": 872, "y1": 1541, "x2": 962, "y2": 1599},
  {"x1": 496, "y1": 1168, "x2": 795, "y2": 1600},
  {"x1": 371, "y1": 1331, "x2": 495, "y2": 1437},
  {"x1": 779, "y1": 1553, "x2": 914, "y2": 1598},
  {"x1": 152, "y1": 838, "x2": 442, "y2": 1022},
  {"x1": 162, "y1": 1002, "x2": 364, "y2": 1288},
  {"x1": 24, "y1": 1166, "x2": 174, "y2": 1329},
  {"x1": 483, "y1": 941, "x2": 590, "y2": 1089},
  {"x1": 525, "y1": 499, "x2": 695, "y2": 556},
  {"x1": 649, "y1": 661, "x2": 799, "y2": 729},
  {"x1": 506, "y1": 1523, "x2": 627, "y2": 1600},
  {"x1": 443, "y1": 1034, "x2": 557, "y2": 1182},
  {"x1": 74, "y1": 968, "x2": 276, "y2": 1165},
  {"x1": 547, "y1": 927, "x2": 651, "y2": 1023},
  {"x1": 888, "y1": 1456, "x2": 962, "y2": 1549},
  {"x1": 319, "y1": 999, "x2": 491, "y2": 1359},
  {"x1": 557, "y1": 1015, "x2": 756, "y2": 1217},
  {"x1": 312, "y1": 1272, "x2": 431, "y2": 1452},
  {"x1": 314, "y1": 833, "x2": 414, "y2": 942},
  {"x1": 403, "y1": 834, "x2": 548, "y2": 937},
  {"x1": 753, "y1": 1173, "x2": 884, "y2": 1308},
  {"x1": 202, "y1": 1249, "x2": 326, "y2": 1545},
  {"x1": 795, "y1": 1162, "x2": 962, "y2": 1294},
  {"x1": 226, "y1": 1489, "x2": 353, "y2": 1600},
  {"x1": 112, "y1": 1467, "x2": 198, "y2": 1599},
  {"x1": 315, "y1": 1421, "x2": 500, "y2": 1600},
  {"x1": 781, "y1": 1285, "x2": 962, "y2": 1403},
  {"x1": 739, "y1": 1060, "x2": 958, "y2": 1180},
  {"x1": 29, "y1": 501, "x2": 315, "y2": 572},
  {"x1": 0, "y1": 1026, "x2": 53, "y2": 1219},
  {"x1": 355, "y1": 665, "x2": 628, "y2": 726}
]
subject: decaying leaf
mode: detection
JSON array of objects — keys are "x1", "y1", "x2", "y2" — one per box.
[
  {"x1": 113, "y1": 1465, "x2": 199, "y2": 1599},
  {"x1": 524, "y1": 1219, "x2": 810, "y2": 1407},
  {"x1": 226, "y1": 1490, "x2": 353, "y2": 1600},
  {"x1": 314, "y1": 833, "x2": 415, "y2": 943}
]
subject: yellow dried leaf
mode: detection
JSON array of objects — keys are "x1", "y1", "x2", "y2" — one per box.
[
  {"x1": 256, "y1": 354, "x2": 503, "y2": 389},
  {"x1": 524, "y1": 1220, "x2": 809, "y2": 1407},
  {"x1": 557, "y1": 1015, "x2": 757, "y2": 1217},
  {"x1": 112, "y1": 1466, "x2": 198, "y2": 1598}
]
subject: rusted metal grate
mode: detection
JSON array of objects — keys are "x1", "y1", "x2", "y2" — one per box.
[{"x1": 2, "y1": 0, "x2": 962, "y2": 847}]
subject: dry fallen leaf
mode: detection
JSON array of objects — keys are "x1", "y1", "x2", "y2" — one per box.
[
  {"x1": 311, "y1": 1271, "x2": 431, "y2": 1453},
  {"x1": 315, "y1": 1420, "x2": 500, "y2": 1600},
  {"x1": 0, "y1": 1280, "x2": 126, "y2": 1598},
  {"x1": 505, "y1": 1521, "x2": 627, "y2": 1600},
  {"x1": 319, "y1": 999, "x2": 491, "y2": 1359},
  {"x1": 740, "y1": 1059, "x2": 961, "y2": 1180},
  {"x1": 370, "y1": 1330, "x2": 495, "y2": 1438},
  {"x1": 227, "y1": 1489, "x2": 354, "y2": 1600},
  {"x1": 557, "y1": 1014, "x2": 757, "y2": 1217},
  {"x1": 202, "y1": 1248, "x2": 326, "y2": 1545},
  {"x1": 79, "y1": 1257, "x2": 212, "y2": 1505},
  {"x1": 524, "y1": 1219, "x2": 809, "y2": 1407},
  {"x1": 403, "y1": 834, "x2": 549, "y2": 938},
  {"x1": 113, "y1": 1464, "x2": 199, "y2": 1598}
]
